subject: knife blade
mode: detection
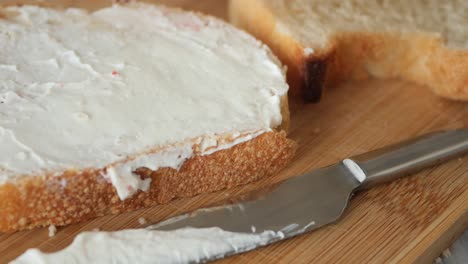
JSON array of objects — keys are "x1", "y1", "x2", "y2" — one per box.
[{"x1": 148, "y1": 129, "x2": 468, "y2": 262}]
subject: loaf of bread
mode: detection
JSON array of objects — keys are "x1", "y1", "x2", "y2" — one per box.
[
  {"x1": 0, "y1": 3, "x2": 296, "y2": 232},
  {"x1": 229, "y1": 0, "x2": 468, "y2": 102}
]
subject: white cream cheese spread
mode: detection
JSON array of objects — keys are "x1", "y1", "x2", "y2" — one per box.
[
  {"x1": 12, "y1": 227, "x2": 282, "y2": 264},
  {"x1": 342, "y1": 159, "x2": 366, "y2": 183},
  {"x1": 0, "y1": 4, "x2": 288, "y2": 199}
]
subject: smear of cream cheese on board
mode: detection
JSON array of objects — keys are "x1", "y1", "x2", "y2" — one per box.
[{"x1": 12, "y1": 227, "x2": 283, "y2": 264}]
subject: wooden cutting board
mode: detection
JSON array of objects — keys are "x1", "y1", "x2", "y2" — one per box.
[{"x1": 1, "y1": 1, "x2": 467, "y2": 263}]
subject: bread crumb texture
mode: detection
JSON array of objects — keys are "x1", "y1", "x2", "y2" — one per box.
[{"x1": 0, "y1": 131, "x2": 296, "y2": 232}]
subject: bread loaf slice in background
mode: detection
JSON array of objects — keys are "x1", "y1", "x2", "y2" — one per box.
[
  {"x1": 229, "y1": 0, "x2": 468, "y2": 102},
  {"x1": 0, "y1": 3, "x2": 296, "y2": 232}
]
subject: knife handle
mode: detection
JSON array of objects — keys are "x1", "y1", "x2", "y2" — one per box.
[{"x1": 348, "y1": 129, "x2": 468, "y2": 190}]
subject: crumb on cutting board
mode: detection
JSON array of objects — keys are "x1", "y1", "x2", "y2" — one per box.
[
  {"x1": 138, "y1": 217, "x2": 147, "y2": 225},
  {"x1": 48, "y1": 225, "x2": 57, "y2": 237}
]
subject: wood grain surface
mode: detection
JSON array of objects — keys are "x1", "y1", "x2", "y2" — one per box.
[{"x1": 1, "y1": 1, "x2": 467, "y2": 263}]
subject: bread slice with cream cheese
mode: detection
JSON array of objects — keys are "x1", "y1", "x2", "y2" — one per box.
[
  {"x1": 0, "y1": 3, "x2": 296, "y2": 232},
  {"x1": 229, "y1": 0, "x2": 468, "y2": 102}
]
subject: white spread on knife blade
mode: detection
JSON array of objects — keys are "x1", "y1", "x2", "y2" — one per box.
[
  {"x1": 12, "y1": 227, "x2": 282, "y2": 264},
  {"x1": 342, "y1": 159, "x2": 366, "y2": 183},
  {"x1": 0, "y1": 4, "x2": 288, "y2": 199}
]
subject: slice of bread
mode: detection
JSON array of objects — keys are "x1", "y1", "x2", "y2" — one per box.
[
  {"x1": 229, "y1": 0, "x2": 468, "y2": 102},
  {"x1": 0, "y1": 3, "x2": 296, "y2": 232}
]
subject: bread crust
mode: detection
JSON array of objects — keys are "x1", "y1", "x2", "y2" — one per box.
[
  {"x1": 0, "y1": 131, "x2": 296, "y2": 232},
  {"x1": 229, "y1": 0, "x2": 468, "y2": 101}
]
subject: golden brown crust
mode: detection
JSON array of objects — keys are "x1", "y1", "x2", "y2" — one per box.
[
  {"x1": 229, "y1": 0, "x2": 468, "y2": 101},
  {"x1": 0, "y1": 131, "x2": 296, "y2": 232},
  {"x1": 328, "y1": 32, "x2": 468, "y2": 100},
  {"x1": 425, "y1": 43, "x2": 468, "y2": 100}
]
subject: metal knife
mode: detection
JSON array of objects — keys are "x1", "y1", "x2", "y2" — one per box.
[{"x1": 149, "y1": 129, "x2": 468, "y2": 262}]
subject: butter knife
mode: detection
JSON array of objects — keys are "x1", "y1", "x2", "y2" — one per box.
[{"x1": 150, "y1": 129, "x2": 468, "y2": 262}]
